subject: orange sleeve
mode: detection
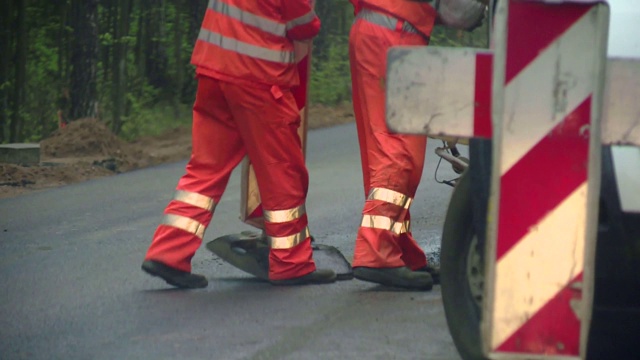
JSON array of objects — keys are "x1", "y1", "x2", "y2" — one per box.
[
  {"x1": 283, "y1": 1, "x2": 321, "y2": 41},
  {"x1": 349, "y1": 0, "x2": 361, "y2": 16}
]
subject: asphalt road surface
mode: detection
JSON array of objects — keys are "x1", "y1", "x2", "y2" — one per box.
[{"x1": 0, "y1": 123, "x2": 465, "y2": 360}]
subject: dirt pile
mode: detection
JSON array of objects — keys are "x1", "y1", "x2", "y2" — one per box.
[
  {"x1": 1, "y1": 118, "x2": 192, "y2": 198},
  {"x1": 0, "y1": 103, "x2": 353, "y2": 199},
  {"x1": 41, "y1": 118, "x2": 128, "y2": 159},
  {"x1": 38, "y1": 118, "x2": 193, "y2": 173}
]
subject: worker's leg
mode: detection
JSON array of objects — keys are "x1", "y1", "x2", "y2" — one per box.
[
  {"x1": 143, "y1": 76, "x2": 246, "y2": 287},
  {"x1": 223, "y1": 82, "x2": 334, "y2": 283},
  {"x1": 350, "y1": 24, "x2": 372, "y2": 197},
  {"x1": 349, "y1": 17, "x2": 432, "y2": 290}
]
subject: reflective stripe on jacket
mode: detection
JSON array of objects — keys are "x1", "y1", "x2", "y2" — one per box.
[
  {"x1": 358, "y1": 0, "x2": 437, "y2": 38},
  {"x1": 191, "y1": 0, "x2": 320, "y2": 88}
]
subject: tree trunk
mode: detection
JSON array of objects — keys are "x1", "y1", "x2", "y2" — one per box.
[
  {"x1": 102, "y1": 0, "x2": 115, "y2": 85},
  {"x1": 56, "y1": 0, "x2": 71, "y2": 129},
  {"x1": 134, "y1": 1, "x2": 147, "y2": 96},
  {"x1": 111, "y1": 0, "x2": 131, "y2": 134},
  {"x1": 0, "y1": 0, "x2": 12, "y2": 143},
  {"x1": 172, "y1": 1, "x2": 183, "y2": 117},
  {"x1": 145, "y1": 0, "x2": 169, "y2": 91},
  {"x1": 184, "y1": 0, "x2": 206, "y2": 100},
  {"x1": 69, "y1": 0, "x2": 99, "y2": 121},
  {"x1": 10, "y1": 0, "x2": 27, "y2": 142},
  {"x1": 57, "y1": 0, "x2": 69, "y2": 83}
]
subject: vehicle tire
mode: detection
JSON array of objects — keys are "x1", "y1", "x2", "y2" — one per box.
[{"x1": 440, "y1": 170, "x2": 486, "y2": 360}]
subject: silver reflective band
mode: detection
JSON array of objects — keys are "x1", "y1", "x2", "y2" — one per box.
[
  {"x1": 174, "y1": 190, "x2": 216, "y2": 212},
  {"x1": 269, "y1": 227, "x2": 310, "y2": 249},
  {"x1": 356, "y1": 8, "x2": 421, "y2": 34},
  {"x1": 404, "y1": 220, "x2": 411, "y2": 232},
  {"x1": 264, "y1": 205, "x2": 306, "y2": 223},
  {"x1": 162, "y1": 214, "x2": 207, "y2": 239},
  {"x1": 198, "y1": 29, "x2": 295, "y2": 64},
  {"x1": 209, "y1": 0, "x2": 286, "y2": 37},
  {"x1": 368, "y1": 188, "x2": 413, "y2": 209},
  {"x1": 286, "y1": 10, "x2": 317, "y2": 30},
  {"x1": 360, "y1": 215, "x2": 410, "y2": 235}
]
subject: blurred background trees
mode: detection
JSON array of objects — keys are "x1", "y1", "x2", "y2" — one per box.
[{"x1": 0, "y1": 0, "x2": 488, "y2": 143}]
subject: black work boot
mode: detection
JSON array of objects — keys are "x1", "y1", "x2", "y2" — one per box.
[
  {"x1": 270, "y1": 269, "x2": 337, "y2": 286},
  {"x1": 141, "y1": 260, "x2": 208, "y2": 289},
  {"x1": 353, "y1": 266, "x2": 433, "y2": 290},
  {"x1": 416, "y1": 264, "x2": 440, "y2": 285}
]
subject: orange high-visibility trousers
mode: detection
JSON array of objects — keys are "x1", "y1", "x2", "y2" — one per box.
[
  {"x1": 350, "y1": 10, "x2": 430, "y2": 270},
  {"x1": 145, "y1": 76, "x2": 315, "y2": 280}
]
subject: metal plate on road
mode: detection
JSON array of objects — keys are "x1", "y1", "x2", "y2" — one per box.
[{"x1": 206, "y1": 232, "x2": 353, "y2": 281}]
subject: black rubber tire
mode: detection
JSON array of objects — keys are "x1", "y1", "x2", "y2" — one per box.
[{"x1": 440, "y1": 170, "x2": 486, "y2": 360}]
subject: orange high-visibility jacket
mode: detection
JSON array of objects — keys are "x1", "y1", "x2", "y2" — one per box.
[
  {"x1": 349, "y1": 0, "x2": 362, "y2": 15},
  {"x1": 355, "y1": 0, "x2": 437, "y2": 37},
  {"x1": 191, "y1": 0, "x2": 321, "y2": 88}
]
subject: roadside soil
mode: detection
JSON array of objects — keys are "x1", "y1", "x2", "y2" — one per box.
[{"x1": 0, "y1": 103, "x2": 354, "y2": 199}]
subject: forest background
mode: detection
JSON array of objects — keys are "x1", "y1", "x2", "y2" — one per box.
[{"x1": 0, "y1": 0, "x2": 488, "y2": 144}]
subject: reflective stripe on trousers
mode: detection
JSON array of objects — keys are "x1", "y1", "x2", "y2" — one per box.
[{"x1": 264, "y1": 204, "x2": 310, "y2": 250}]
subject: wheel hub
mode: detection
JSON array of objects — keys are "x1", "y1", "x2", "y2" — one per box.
[{"x1": 466, "y1": 235, "x2": 484, "y2": 308}]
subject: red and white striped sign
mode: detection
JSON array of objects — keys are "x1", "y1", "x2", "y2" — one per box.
[
  {"x1": 385, "y1": 1, "x2": 633, "y2": 358},
  {"x1": 484, "y1": 1, "x2": 609, "y2": 358}
]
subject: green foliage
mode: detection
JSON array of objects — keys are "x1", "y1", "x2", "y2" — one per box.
[
  {"x1": 23, "y1": 6, "x2": 65, "y2": 140},
  {"x1": 119, "y1": 98, "x2": 191, "y2": 142},
  {"x1": 2, "y1": 0, "x2": 489, "y2": 144},
  {"x1": 310, "y1": 35, "x2": 351, "y2": 106},
  {"x1": 431, "y1": 22, "x2": 490, "y2": 49}
]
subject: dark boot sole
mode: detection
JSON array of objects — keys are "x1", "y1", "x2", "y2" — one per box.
[
  {"x1": 353, "y1": 267, "x2": 433, "y2": 291},
  {"x1": 270, "y1": 271, "x2": 337, "y2": 286},
  {"x1": 142, "y1": 260, "x2": 208, "y2": 289},
  {"x1": 417, "y1": 265, "x2": 441, "y2": 285}
]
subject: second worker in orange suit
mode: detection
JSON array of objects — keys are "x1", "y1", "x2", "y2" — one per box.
[
  {"x1": 348, "y1": 0, "x2": 440, "y2": 290},
  {"x1": 141, "y1": 0, "x2": 337, "y2": 288}
]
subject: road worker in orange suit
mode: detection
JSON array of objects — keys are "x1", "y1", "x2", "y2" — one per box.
[
  {"x1": 141, "y1": 0, "x2": 336, "y2": 288},
  {"x1": 348, "y1": 0, "x2": 440, "y2": 290}
]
